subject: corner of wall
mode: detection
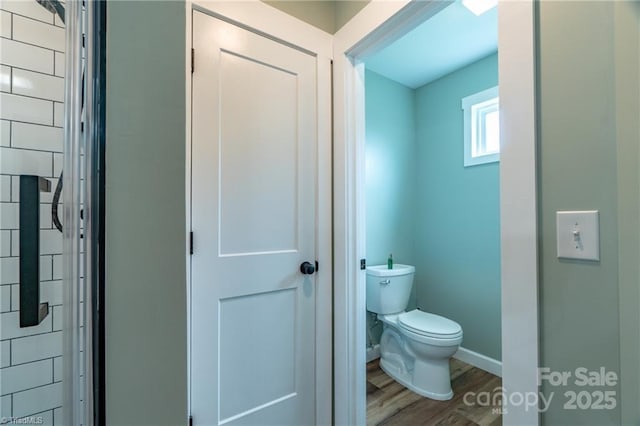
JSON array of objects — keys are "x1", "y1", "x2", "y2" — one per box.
[{"x1": 614, "y1": 2, "x2": 640, "y2": 424}]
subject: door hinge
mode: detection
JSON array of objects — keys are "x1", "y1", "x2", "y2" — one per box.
[
  {"x1": 188, "y1": 415, "x2": 193, "y2": 426},
  {"x1": 360, "y1": 258, "x2": 366, "y2": 270},
  {"x1": 191, "y1": 48, "x2": 195, "y2": 74},
  {"x1": 190, "y1": 232, "x2": 194, "y2": 255}
]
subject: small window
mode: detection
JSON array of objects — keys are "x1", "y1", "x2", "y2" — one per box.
[{"x1": 462, "y1": 86, "x2": 499, "y2": 167}]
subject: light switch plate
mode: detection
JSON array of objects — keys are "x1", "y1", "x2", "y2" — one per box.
[{"x1": 556, "y1": 211, "x2": 600, "y2": 261}]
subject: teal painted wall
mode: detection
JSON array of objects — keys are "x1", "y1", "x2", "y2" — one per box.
[
  {"x1": 106, "y1": 1, "x2": 187, "y2": 424},
  {"x1": 365, "y1": 70, "x2": 417, "y2": 310},
  {"x1": 365, "y1": 57, "x2": 501, "y2": 360},
  {"x1": 365, "y1": 70, "x2": 417, "y2": 345},
  {"x1": 414, "y1": 53, "x2": 501, "y2": 361}
]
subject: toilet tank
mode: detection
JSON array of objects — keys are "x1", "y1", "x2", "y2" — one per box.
[{"x1": 366, "y1": 264, "x2": 415, "y2": 314}]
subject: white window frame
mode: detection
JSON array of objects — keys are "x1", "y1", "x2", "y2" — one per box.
[{"x1": 462, "y1": 85, "x2": 500, "y2": 167}]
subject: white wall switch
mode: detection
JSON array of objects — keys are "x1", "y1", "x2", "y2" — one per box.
[{"x1": 556, "y1": 211, "x2": 600, "y2": 261}]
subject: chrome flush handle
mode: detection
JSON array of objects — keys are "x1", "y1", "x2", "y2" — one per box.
[{"x1": 380, "y1": 279, "x2": 390, "y2": 286}]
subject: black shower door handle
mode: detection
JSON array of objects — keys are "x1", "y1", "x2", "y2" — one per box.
[{"x1": 19, "y1": 175, "x2": 51, "y2": 327}]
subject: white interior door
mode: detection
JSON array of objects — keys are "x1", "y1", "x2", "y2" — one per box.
[{"x1": 190, "y1": 10, "x2": 318, "y2": 426}]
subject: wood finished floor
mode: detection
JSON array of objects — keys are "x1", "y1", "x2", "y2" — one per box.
[{"x1": 367, "y1": 358, "x2": 502, "y2": 426}]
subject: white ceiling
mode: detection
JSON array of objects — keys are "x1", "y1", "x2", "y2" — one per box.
[{"x1": 364, "y1": 1, "x2": 497, "y2": 89}]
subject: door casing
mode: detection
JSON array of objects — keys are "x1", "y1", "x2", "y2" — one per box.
[
  {"x1": 185, "y1": 2, "x2": 333, "y2": 424},
  {"x1": 332, "y1": 1, "x2": 540, "y2": 425}
]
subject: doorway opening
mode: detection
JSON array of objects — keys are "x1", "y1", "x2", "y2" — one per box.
[
  {"x1": 361, "y1": 2, "x2": 501, "y2": 423},
  {"x1": 333, "y1": 1, "x2": 538, "y2": 424}
]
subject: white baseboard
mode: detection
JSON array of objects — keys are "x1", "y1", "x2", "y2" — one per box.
[
  {"x1": 366, "y1": 344, "x2": 380, "y2": 363},
  {"x1": 453, "y1": 346, "x2": 502, "y2": 377}
]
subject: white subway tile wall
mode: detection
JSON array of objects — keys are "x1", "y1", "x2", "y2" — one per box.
[
  {"x1": 0, "y1": 38, "x2": 54, "y2": 74},
  {"x1": 0, "y1": 359, "x2": 53, "y2": 395},
  {"x1": 0, "y1": 231, "x2": 9, "y2": 256},
  {"x1": 53, "y1": 52, "x2": 64, "y2": 78},
  {"x1": 0, "y1": 176, "x2": 9, "y2": 201},
  {"x1": 12, "y1": 68, "x2": 64, "y2": 102},
  {"x1": 0, "y1": 340, "x2": 9, "y2": 368},
  {"x1": 11, "y1": 331, "x2": 62, "y2": 365},
  {"x1": 12, "y1": 122, "x2": 63, "y2": 152},
  {"x1": 0, "y1": 12, "x2": 11, "y2": 38},
  {"x1": 0, "y1": 286, "x2": 10, "y2": 312},
  {"x1": 0, "y1": 1, "x2": 54, "y2": 24},
  {"x1": 12, "y1": 382, "x2": 62, "y2": 418},
  {"x1": 0, "y1": 2, "x2": 65, "y2": 423},
  {"x1": 0, "y1": 65, "x2": 10, "y2": 93},
  {"x1": 0, "y1": 93, "x2": 54, "y2": 126},
  {"x1": 52, "y1": 102, "x2": 63, "y2": 128},
  {"x1": 0, "y1": 396, "x2": 11, "y2": 417}
]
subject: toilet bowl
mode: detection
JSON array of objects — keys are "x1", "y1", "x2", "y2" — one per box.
[{"x1": 366, "y1": 265, "x2": 463, "y2": 400}]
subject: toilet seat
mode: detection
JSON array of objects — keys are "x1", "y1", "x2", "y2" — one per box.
[{"x1": 398, "y1": 309, "x2": 462, "y2": 339}]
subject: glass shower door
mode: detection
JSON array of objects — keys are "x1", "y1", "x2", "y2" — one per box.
[{"x1": 0, "y1": 0, "x2": 98, "y2": 424}]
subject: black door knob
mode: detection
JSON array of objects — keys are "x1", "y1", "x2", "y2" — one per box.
[{"x1": 300, "y1": 261, "x2": 315, "y2": 275}]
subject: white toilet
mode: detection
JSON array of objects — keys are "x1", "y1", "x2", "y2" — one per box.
[{"x1": 366, "y1": 264, "x2": 463, "y2": 400}]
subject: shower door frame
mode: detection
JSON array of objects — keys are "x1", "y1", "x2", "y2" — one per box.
[
  {"x1": 332, "y1": 1, "x2": 540, "y2": 425},
  {"x1": 85, "y1": 1, "x2": 107, "y2": 424},
  {"x1": 62, "y1": 0, "x2": 107, "y2": 424}
]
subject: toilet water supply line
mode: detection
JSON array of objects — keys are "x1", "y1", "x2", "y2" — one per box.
[{"x1": 367, "y1": 312, "x2": 382, "y2": 349}]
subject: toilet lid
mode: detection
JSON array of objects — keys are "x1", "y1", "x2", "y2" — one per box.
[{"x1": 398, "y1": 310, "x2": 462, "y2": 338}]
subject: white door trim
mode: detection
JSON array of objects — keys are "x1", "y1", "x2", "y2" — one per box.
[
  {"x1": 332, "y1": 1, "x2": 540, "y2": 425},
  {"x1": 185, "y1": 2, "x2": 333, "y2": 424},
  {"x1": 496, "y1": 2, "x2": 540, "y2": 425}
]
